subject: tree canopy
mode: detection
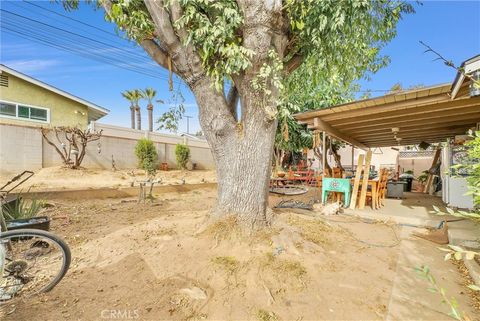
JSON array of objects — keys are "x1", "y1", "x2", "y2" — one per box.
[
  {"x1": 59, "y1": 0, "x2": 414, "y2": 224},
  {"x1": 62, "y1": 0, "x2": 413, "y2": 92}
]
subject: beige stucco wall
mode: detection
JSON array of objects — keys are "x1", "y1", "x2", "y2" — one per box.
[
  {"x1": 0, "y1": 73, "x2": 89, "y2": 128},
  {"x1": 308, "y1": 145, "x2": 399, "y2": 171},
  {"x1": 398, "y1": 157, "x2": 434, "y2": 177},
  {"x1": 1, "y1": 122, "x2": 215, "y2": 176}
]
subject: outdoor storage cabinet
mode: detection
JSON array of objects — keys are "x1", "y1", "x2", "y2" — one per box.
[
  {"x1": 386, "y1": 181, "x2": 406, "y2": 199},
  {"x1": 322, "y1": 178, "x2": 351, "y2": 207}
]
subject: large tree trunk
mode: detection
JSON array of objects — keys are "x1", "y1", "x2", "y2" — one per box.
[
  {"x1": 147, "y1": 104, "x2": 153, "y2": 132},
  {"x1": 136, "y1": 105, "x2": 141, "y2": 130},
  {"x1": 134, "y1": 0, "x2": 286, "y2": 230},
  {"x1": 130, "y1": 106, "x2": 135, "y2": 129},
  {"x1": 192, "y1": 78, "x2": 277, "y2": 228}
]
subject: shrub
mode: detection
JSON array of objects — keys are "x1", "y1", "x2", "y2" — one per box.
[
  {"x1": 134, "y1": 138, "x2": 158, "y2": 176},
  {"x1": 175, "y1": 144, "x2": 190, "y2": 169}
]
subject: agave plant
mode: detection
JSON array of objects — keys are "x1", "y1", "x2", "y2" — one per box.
[{"x1": 3, "y1": 196, "x2": 44, "y2": 220}]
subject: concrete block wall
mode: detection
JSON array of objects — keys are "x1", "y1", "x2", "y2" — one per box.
[
  {"x1": 0, "y1": 122, "x2": 215, "y2": 175},
  {"x1": 0, "y1": 124, "x2": 43, "y2": 175}
]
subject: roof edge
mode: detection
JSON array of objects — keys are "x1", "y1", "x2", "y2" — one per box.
[
  {"x1": 0, "y1": 64, "x2": 110, "y2": 116},
  {"x1": 294, "y1": 82, "x2": 450, "y2": 119}
]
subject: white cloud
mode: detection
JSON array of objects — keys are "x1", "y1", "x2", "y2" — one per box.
[{"x1": 2, "y1": 59, "x2": 62, "y2": 73}]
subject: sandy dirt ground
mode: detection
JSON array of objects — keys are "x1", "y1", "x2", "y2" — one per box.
[
  {"x1": 0, "y1": 166, "x2": 217, "y2": 192},
  {"x1": 1, "y1": 186, "x2": 478, "y2": 321}
]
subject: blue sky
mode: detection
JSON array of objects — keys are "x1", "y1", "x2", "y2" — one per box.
[{"x1": 1, "y1": 0, "x2": 479, "y2": 134}]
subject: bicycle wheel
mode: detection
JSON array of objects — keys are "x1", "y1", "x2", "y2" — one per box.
[{"x1": 0, "y1": 229, "x2": 71, "y2": 301}]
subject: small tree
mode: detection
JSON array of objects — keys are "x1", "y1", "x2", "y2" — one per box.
[
  {"x1": 135, "y1": 138, "x2": 158, "y2": 176},
  {"x1": 41, "y1": 126, "x2": 102, "y2": 169},
  {"x1": 175, "y1": 144, "x2": 190, "y2": 170}
]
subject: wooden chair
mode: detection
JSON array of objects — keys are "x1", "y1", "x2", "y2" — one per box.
[
  {"x1": 331, "y1": 167, "x2": 344, "y2": 202},
  {"x1": 332, "y1": 167, "x2": 343, "y2": 178},
  {"x1": 358, "y1": 168, "x2": 387, "y2": 209},
  {"x1": 377, "y1": 169, "x2": 389, "y2": 207},
  {"x1": 323, "y1": 168, "x2": 331, "y2": 177}
]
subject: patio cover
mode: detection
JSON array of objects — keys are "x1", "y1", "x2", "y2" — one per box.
[{"x1": 294, "y1": 80, "x2": 480, "y2": 149}]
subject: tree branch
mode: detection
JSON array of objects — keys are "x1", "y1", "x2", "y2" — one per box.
[
  {"x1": 144, "y1": 0, "x2": 205, "y2": 87},
  {"x1": 285, "y1": 54, "x2": 303, "y2": 74},
  {"x1": 168, "y1": 0, "x2": 189, "y2": 44},
  {"x1": 100, "y1": 0, "x2": 175, "y2": 74},
  {"x1": 143, "y1": 0, "x2": 183, "y2": 54},
  {"x1": 140, "y1": 39, "x2": 174, "y2": 72}
]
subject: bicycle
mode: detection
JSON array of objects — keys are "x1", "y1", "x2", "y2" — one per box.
[{"x1": 0, "y1": 171, "x2": 71, "y2": 301}]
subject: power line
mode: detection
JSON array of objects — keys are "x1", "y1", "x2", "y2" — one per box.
[
  {"x1": 0, "y1": 6, "x2": 190, "y2": 87},
  {"x1": 1, "y1": 27, "x2": 163, "y2": 80},
  {"x1": 24, "y1": 0, "x2": 119, "y2": 38},
  {"x1": 0, "y1": 9, "x2": 184, "y2": 85},
  {"x1": 0, "y1": 21, "x2": 161, "y2": 78},
  {"x1": 11, "y1": 1, "x2": 134, "y2": 48},
  {"x1": 1, "y1": 9, "x2": 156, "y2": 66}
]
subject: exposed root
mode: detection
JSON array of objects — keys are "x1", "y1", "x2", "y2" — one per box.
[
  {"x1": 202, "y1": 215, "x2": 242, "y2": 244},
  {"x1": 200, "y1": 214, "x2": 280, "y2": 246},
  {"x1": 208, "y1": 205, "x2": 275, "y2": 232}
]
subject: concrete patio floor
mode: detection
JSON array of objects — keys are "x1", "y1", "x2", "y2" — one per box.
[
  {"x1": 271, "y1": 189, "x2": 480, "y2": 319},
  {"x1": 316, "y1": 190, "x2": 480, "y2": 319},
  {"x1": 343, "y1": 192, "x2": 480, "y2": 249}
]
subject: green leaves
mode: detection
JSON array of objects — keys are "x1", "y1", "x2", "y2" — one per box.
[
  {"x1": 156, "y1": 89, "x2": 185, "y2": 133},
  {"x1": 106, "y1": 0, "x2": 155, "y2": 41},
  {"x1": 142, "y1": 87, "x2": 157, "y2": 104},
  {"x1": 415, "y1": 264, "x2": 470, "y2": 321},
  {"x1": 439, "y1": 244, "x2": 479, "y2": 262},
  {"x1": 135, "y1": 138, "x2": 158, "y2": 176},
  {"x1": 431, "y1": 204, "x2": 480, "y2": 221},
  {"x1": 173, "y1": 0, "x2": 253, "y2": 88},
  {"x1": 175, "y1": 144, "x2": 190, "y2": 169}
]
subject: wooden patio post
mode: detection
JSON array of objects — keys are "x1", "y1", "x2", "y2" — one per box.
[
  {"x1": 322, "y1": 131, "x2": 326, "y2": 177},
  {"x1": 351, "y1": 145, "x2": 354, "y2": 171}
]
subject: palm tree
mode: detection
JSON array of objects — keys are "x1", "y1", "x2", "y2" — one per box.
[
  {"x1": 131, "y1": 89, "x2": 143, "y2": 130},
  {"x1": 121, "y1": 90, "x2": 135, "y2": 129},
  {"x1": 142, "y1": 88, "x2": 157, "y2": 132}
]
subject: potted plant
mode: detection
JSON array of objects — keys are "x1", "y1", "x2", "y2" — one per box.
[
  {"x1": 2, "y1": 195, "x2": 50, "y2": 231},
  {"x1": 416, "y1": 170, "x2": 429, "y2": 192}
]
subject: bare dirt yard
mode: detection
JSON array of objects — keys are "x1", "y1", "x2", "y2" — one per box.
[
  {"x1": 0, "y1": 166, "x2": 217, "y2": 191},
  {"x1": 1, "y1": 184, "x2": 479, "y2": 321}
]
